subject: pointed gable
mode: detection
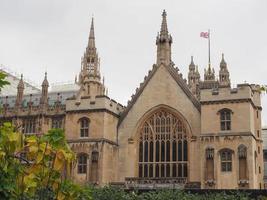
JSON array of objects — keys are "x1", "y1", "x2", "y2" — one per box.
[{"x1": 119, "y1": 63, "x2": 200, "y2": 125}]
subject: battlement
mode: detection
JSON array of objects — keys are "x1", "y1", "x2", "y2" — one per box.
[
  {"x1": 66, "y1": 95, "x2": 124, "y2": 115},
  {"x1": 200, "y1": 83, "x2": 261, "y2": 107}
]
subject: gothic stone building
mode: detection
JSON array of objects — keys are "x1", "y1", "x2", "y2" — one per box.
[{"x1": 0, "y1": 11, "x2": 264, "y2": 189}]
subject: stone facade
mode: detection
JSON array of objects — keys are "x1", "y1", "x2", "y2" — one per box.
[
  {"x1": 0, "y1": 10, "x2": 264, "y2": 189},
  {"x1": 262, "y1": 127, "x2": 267, "y2": 188}
]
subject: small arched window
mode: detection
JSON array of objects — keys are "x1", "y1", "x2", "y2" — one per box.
[
  {"x1": 77, "y1": 153, "x2": 88, "y2": 174},
  {"x1": 218, "y1": 108, "x2": 232, "y2": 131},
  {"x1": 92, "y1": 151, "x2": 99, "y2": 163},
  {"x1": 220, "y1": 149, "x2": 233, "y2": 172},
  {"x1": 80, "y1": 118, "x2": 89, "y2": 137}
]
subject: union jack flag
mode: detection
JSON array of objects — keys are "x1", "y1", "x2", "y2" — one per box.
[{"x1": 200, "y1": 32, "x2": 209, "y2": 38}]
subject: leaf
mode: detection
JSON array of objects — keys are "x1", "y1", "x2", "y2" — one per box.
[
  {"x1": 57, "y1": 192, "x2": 65, "y2": 200},
  {"x1": 36, "y1": 152, "x2": 44, "y2": 164},
  {"x1": 25, "y1": 135, "x2": 37, "y2": 144},
  {"x1": 29, "y1": 145, "x2": 38, "y2": 154},
  {"x1": 24, "y1": 173, "x2": 37, "y2": 191},
  {"x1": 54, "y1": 151, "x2": 64, "y2": 171},
  {"x1": 39, "y1": 142, "x2": 52, "y2": 155},
  {"x1": 0, "y1": 150, "x2": 6, "y2": 159},
  {"x1": 25, "y1": 163, "x2": 44, "y2": 177}
]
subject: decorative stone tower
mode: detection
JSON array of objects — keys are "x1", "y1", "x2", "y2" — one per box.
[
  {"x1": 40, "y1": 72, "x2": 49, "y2": 108},
  {"x1": 156, "y1": 10, "x2": 173, "y2": 66},
  {"x1": 78, "y1": 18, "x2": 105, "y2": 99},
  {"x1": 200, "y1": 61, "x2": 219, "y2": 89},
  {"x1": 204, "y1": 64, "x2": 215, "y2": 81},
  {"x1": 188, "y1": 56, "x2": 200, "y2": 96},
  {"x1": 219, "y1": 53, "x2": 230, "y2": 87},
  {"x1": 15, "y1": 74, "x2": 24, "y2": 108}
]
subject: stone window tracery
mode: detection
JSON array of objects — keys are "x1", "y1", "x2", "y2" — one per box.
[
  {"x1": 138, "y1": 109, "x2": 188, "y2": 178},
  {"x1": 77, "y1": 153, "x2": 87, "y2": 174},
  {"x1": 51, "y1": 117, "x2": 63, "y2": 129},
  {"x1": 219, "y1": 108, "x2": 232, "y2": 131},
  {"x1": 220, "y1": 149, "x2": 232, "y2": 172},
  {"x1": 80, "y1": 118, "x2": 89, "y2": 137},
  {"x1": 22, "y1": 117, "x2": 36, "y2": 134}
]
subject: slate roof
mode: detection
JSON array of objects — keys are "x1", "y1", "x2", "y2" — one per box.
[{"x1": 0, "y1": 69, "x2": 79, "y2": 107}]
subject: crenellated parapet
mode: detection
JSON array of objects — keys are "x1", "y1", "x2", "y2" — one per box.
[
  {"x1": 200, "y1": 83, "x2": 262, "y2": 109},
  {"x1": 66, "y1": 95, "x2": 124, "y2": 116}
]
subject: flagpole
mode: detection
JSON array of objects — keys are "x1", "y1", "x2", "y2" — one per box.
[{"x1": 208, "y1": 29, "x2": 211, "y2": 66}]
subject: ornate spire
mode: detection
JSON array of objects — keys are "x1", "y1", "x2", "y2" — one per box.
[
  {"x1": 15, "y1": 74, "x2": 24, "y2": 107},
  {"x1": 156, "y1": 10, "x2": 172, "y2": 66},
  {"x1": 42, "y1": 72, "x2": 49, "y2": 87},
  {"x1": 188, "y1": 57, "x2": 200, "y2": 96},
  {"x1": 189, "y1": 56, "x2": 195, "y2": 71},
  {"x1": 160, "y1": 10, "x2": 168, "y2": 37},
  {"x1": 77, "y1": 17, "x2": 105, "y2": 99},
  {"x1": 204, "y1": 62, "x2": 215, "y2": 81},
  {"x1": 220, "y1": 53, "x2": 227, "y2": 68},
  {"x1": 79, "y1": 17, "x2": 100, "y2": 81},
  {"x1": 17, "y1": 74, "x2": 24, "y2": 89},
  {"x1": 88, "y1": 18, "x2": 95, "y2": 49},
  {"x1": 219, "y1": 53, "x2": 230, "y2": 87},
  {"x1": 40, "y1": 72, "x2": 49, "y2": 107}
]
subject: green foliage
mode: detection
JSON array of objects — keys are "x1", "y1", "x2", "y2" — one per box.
[
  {"x1": 260, "y1": 85, "x2": 267, "y2": 93},
  {"x1": 0, "y1": 72, "x2": 10, "y2": 92},
  {"x1": 92, "y1": 186, "x2": 131, "y2": 200},
  {"x1": 91, "y1": 187, "x2": 261, "y2": 200},
  {"x1": 0, "y1": 122, "x2": 24, "y2": 199},
  {"x1": 0, "y1": 123, "x2": 91, "y2": 200},
  {"x1": 58, "y1": 180, "x2": 92, "y2": 200}
]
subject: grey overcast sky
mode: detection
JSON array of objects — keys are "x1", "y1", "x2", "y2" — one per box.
[{"x1": 0, "y1": 0, "x2": 266, "y2": 125}]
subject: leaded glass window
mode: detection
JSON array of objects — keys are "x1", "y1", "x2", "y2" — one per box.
[{"x1": 138, "y1": 109, "x2": 188, "y2": 178}]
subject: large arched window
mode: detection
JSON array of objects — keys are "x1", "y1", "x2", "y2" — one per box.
[
  {"x1": 138, "y1": 109, "x2": 188, "y2": 178},
  {"x1": 77, "y1": 153, "x2": 88, "y2": 174},
  {"x1": 218, "y1": 108, "x2": 232, "y2": 131},
  {"x1": 80, "y1": 118, "x2": 89, "y2": 137}
]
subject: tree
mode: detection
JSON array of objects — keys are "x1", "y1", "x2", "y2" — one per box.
[
  {"x1": 0, "y1": 71, "x2": 10, "y2": 92},
  {"x1": 0, "y1": 124, "x2": 92, "y2": 199},
  {"x1": 260, "y1": 85, "x2": 267, "y2": 93}
]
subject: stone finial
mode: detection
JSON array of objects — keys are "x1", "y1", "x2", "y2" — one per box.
[
  {"x1": 220, "y1": 53, "x2": 227, "y2": 68},
  {"x1": 16, "y1": 74, "x2": 24, "y2": 107},
  {"x1": 204, "y1": 63, "x2": 215, "y2": 81},
  {"x1": 219, "y1": 53, "x2": 230, "y2": 86},
  {"x1": 42, "y1": 72, "x2": 49, "y2": 87},
  {"x1": 189, "y1": 56, "x2": 195, "y2": 71},
  {"x1": 156, "y1": 10, "x2": 172, "y2": 66},
  {"x1": 40, "y1": 72, "x2": 49, "y2": 107},
  {"x1": 18, "y1": 74, "x2": 24, "y2": 89},
  {"x1": 160, "y1": 10, "x2": 168, "y2": 37}
]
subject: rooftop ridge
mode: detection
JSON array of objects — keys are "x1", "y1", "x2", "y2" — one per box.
[
  {"x1": 50, "y1": 81, "x2": 77, "y2": 86},
  {"x1": 0, "y1": 65, "x2": 40, "y2": 90}
]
